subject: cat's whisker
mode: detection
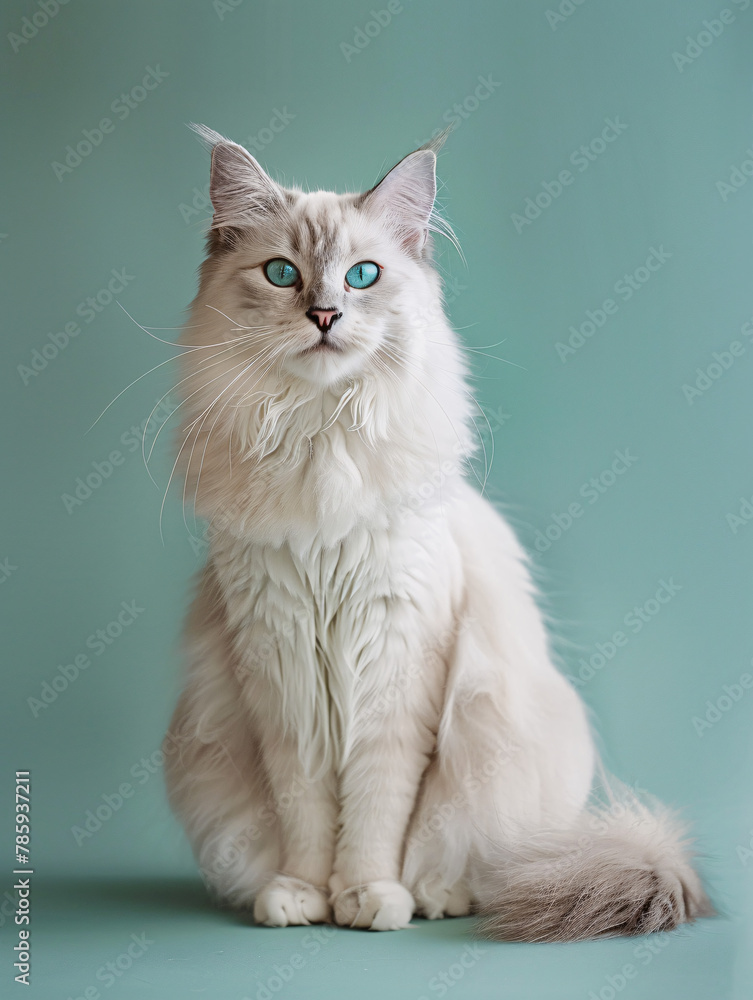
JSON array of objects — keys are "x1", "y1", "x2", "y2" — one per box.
[
  {"x1": 181, "y1": 370, "x2": 258, "y2": 536},
  {"x1": 141, "y1": 357, "x2": 240, "y2": 488},
  {"x1": 468, "y1": 409, "x2": 493, "y2": 496},
  {"x1": 175, "y1": 345, "x2": 281, "y2": 453},
  {"x1": 187, "y1": 347, "x2": 291, "y2": 527},
  {"x1": 205, "y1": 303, "x2": 262, "y2": 330},
  {"x1": 160, "y1": 417, "x2": 207, "y2": 545},
  {"x1": 87, "y1": 351, "x2": 191, "y2": 434},
  {"x1": 144, "y1": 342, "x2": 270, "y2": 477},
  {"x1": 425, "y1": 335, "x2": 526, "y2": 371},
  {"x1": 465, "y1": 348, "x2": 526, "y2": 370},
  {"x1": 89, "y1": 314, "x2": 276, "y2": 437},
  {"x1": 461, "y1": 337, "x2": 509, "y2": 351},
  {"x1": 89, "y1": 336, "x2": 260, "y2": 468},
  {"x1": 189, "y1": 343, "x2": 291, "y2": 523},
  {"x1": 162, "y1": 346, "x2": 275, "y2": 541},
  {"x1": 181, "y1": 350, "x2": 276, "y2": 536},
  {"x1": 117, "y1": 301, "x2": 263, "y2": 350},
  {"x1": 231, "y1": 343, "x2": 291, "y2": 409}
]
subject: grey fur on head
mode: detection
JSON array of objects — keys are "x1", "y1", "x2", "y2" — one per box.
[{"x1": 187, "y1": 122, "x2": 463, "y2": 259}]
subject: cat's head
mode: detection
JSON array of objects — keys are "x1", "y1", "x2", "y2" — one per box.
[
  {"x1": 188, "y1": 126, "x2": 453, "y2": 388},
  {"x1": 177, "y1": 129, "x2": 474, "y2": 539}
]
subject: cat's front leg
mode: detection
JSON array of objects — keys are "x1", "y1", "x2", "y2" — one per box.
[
  {"x1": 251, "y1": 732, "x2": 337, "y2": 927},
  {"x1": 329, "y1": 669, "x2": 441, "y2": 931},
  {"x1": 217, "y1": 556, "x2": 340, "y2": 928}
]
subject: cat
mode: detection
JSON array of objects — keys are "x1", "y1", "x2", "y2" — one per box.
[{"x1": 163, "y1": 125, "x2": 711, "y2": 939}]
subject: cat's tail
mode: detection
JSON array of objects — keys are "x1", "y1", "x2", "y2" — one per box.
[{"x1": 473, "y1": 794, "x2": 713, "y2": 942}]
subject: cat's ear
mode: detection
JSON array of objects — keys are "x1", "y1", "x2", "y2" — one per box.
[
  {"x1": 361, "y1": 149, "x2": 437, "y2": 255},
  {"x1": 190, "y1": 125, "x2": 283, "y2": 230},
  {"x1": 209, "y1": 142, "x2": 284, "y2": 227}
]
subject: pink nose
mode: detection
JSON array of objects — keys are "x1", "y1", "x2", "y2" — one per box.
[{"x1": 306, "y1": 307, "x2": 342, "y2": 333}]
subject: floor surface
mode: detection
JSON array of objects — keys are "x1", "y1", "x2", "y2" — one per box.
[{"x1": 13, "y1": 877, "x2": 743, "y2": 1000}]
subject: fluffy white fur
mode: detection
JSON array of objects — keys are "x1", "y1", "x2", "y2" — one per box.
[{"x1": 163, "y1": 128, "x2": 710, "y2": 938}]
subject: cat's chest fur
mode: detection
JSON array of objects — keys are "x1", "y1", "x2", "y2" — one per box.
[
  {"x1": 204, "y1": 383, "x2": 456, "y2": 549},
  {"x1": 209, "y1": 508, "x2": 461, "y2": 767}
]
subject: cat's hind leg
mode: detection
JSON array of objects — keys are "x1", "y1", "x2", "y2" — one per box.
[{"x1": 401, "y1": 597, "x2": 594, "y2": 920}]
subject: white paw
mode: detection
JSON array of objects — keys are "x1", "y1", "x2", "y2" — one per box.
[
  {"x1": 332, "y1": 880, "x2": 415, "y2": 931},
  {"x1": 414, "y1": 877, "x2": 472, "y2": 920},
  {"x1": 253, "y1": 876, "x2": 331, "y2": 927}
]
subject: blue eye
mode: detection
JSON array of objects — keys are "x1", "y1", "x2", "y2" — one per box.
[
  {"x1": 346, "y1": 261, "x2": 380, "y2": 289},
  {"x1": 264, "y1": 258, "x2": 299, "y2": 287}
]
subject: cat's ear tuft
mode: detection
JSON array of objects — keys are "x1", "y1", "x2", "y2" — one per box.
[
  {"x1": 361, "y1": 149, "x2": 437, "y2": 255},
  {"x1": 189, "y1": 124, "x2": 283, "y2": 231}
]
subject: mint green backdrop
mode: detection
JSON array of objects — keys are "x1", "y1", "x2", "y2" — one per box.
[{"x1": 2, "y1": 0, "x2": 752, "y2": 997}]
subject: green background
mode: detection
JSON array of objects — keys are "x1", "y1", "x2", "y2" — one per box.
[{"x1": 2, "y1": 0, "x2": 752, "y2": 996}]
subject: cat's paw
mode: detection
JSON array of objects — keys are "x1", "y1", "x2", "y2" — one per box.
[
  {"x1": 413, "y1": 877, "x2": 472, "y2": 920},
  {"x1": 254, "y1": 876, "x2": 331, "y2": 927},
  {"x1": 332, "y1": 880, "x2": 415, "y2": 931}
]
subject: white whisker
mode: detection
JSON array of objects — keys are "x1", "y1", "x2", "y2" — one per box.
[
  {"x1": 143, "y1": 340, "x2": 273, "y2": 478},
  {"x1": 185, "y1": 342, "x2": 289, "y2": 530}
]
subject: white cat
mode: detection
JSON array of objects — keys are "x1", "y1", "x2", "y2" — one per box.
[{"x1": 164, "y1": 126, "x2": 710, "y2": 938}]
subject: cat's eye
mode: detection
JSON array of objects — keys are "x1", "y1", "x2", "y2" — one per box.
[
  {"x1": 264, "y1": 258, "x2": 300, "y2": 287},
  {"x1": 345, "y1": 261, "x2": 381, "y2": 289}
]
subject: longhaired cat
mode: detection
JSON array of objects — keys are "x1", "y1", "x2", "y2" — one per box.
[{"x1": 163, "y1": 126, "x2": 711, "y2": 939}]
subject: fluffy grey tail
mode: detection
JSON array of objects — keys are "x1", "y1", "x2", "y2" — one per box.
[{"x1": 474, "y1": 797, "x2": 713, "y2": 942}]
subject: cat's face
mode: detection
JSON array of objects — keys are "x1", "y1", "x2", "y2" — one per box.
[{"x1": 195, "y1": 130, "x2": 441, "y2": 387}]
